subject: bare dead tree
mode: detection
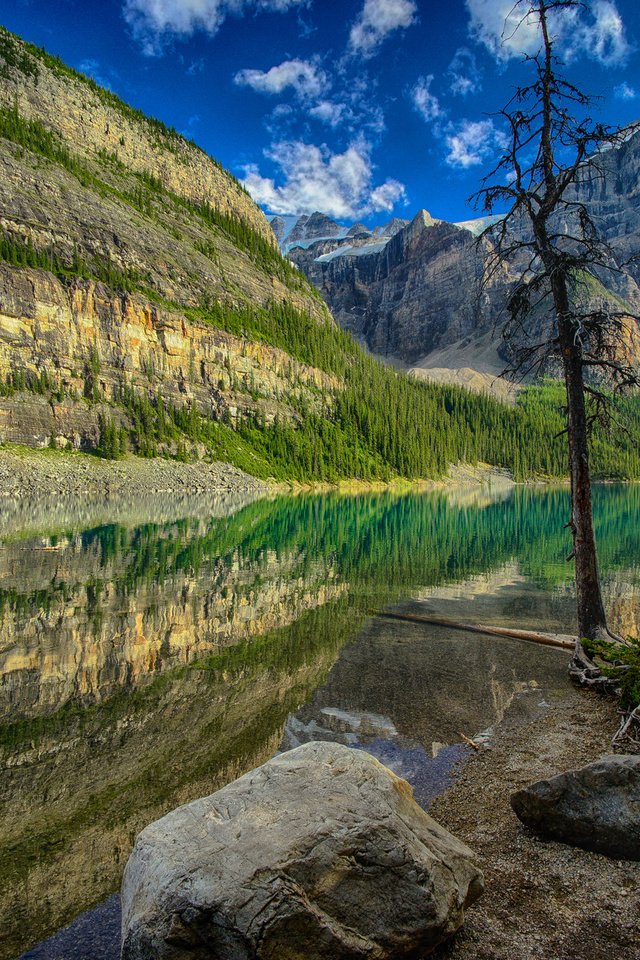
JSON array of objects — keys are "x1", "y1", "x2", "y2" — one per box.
[{"x1": 474, "y1": 0, "x2": 640, "y2": 652}]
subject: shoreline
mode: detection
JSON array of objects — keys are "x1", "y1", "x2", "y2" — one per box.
[
  {"x1": 0, "y1": 445, "x2": 267, "y2": 499},
  {"x1": 429, "y1": 682, "x2": 640, "y2": 960},
  {"x1": 0, "y1": 446, "x2": 267, "y2": 538},
  {"x1": 0, "y1": 445, "x2": 518, "y2": 503},
  {"x1": 273, "y1": 463, "x2": 517, "y2": 494},
  {"x1": 0, "y1": 445, "x2": 623, "y2": 536}
]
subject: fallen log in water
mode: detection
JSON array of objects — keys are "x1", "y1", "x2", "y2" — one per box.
[{"x1": 375, "y1": 610, "x2": 576, "y2": 650}]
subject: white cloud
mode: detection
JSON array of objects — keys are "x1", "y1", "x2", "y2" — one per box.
[
  {"x1": 412, "y1": 75, "x2": 442, "y2": 123},
  {"x1": 369, "y1": 180, "x2": 407, "y2": 211},
  {"x1": 445, "y1": 118, "x2": 507, "y2": 169},
  {"x1": 123, "y1": 0, "x2": 307, "y2": 54},
  {"x1": 241, "y1": 139, "x2": 406, "y2": 217},
  {"x1": 262, "y1": 72, "x2": 386, "y2": 137},
  {"x1": 447, "y1": 47, "x2": 482, "y2": 96},
  {"x1": 465, "y1": 0, "x2": 544, "y2": 60},
  {"x1": 234, "y1": 59, "x2": 327, "y2": 99},
  {"x1": 349, "y1": 0, "x2": 417, "y2": 57},
  {"x1": 564, "y1": 0, "x2": 629, "y2": 66},
  {"x1": 465, "y1": 0, "x2": 629, "y2": 66},
  {"x1": 308, "y1": 99, "x2": 349, "y2": 127},
  {"x1": 614, "y1": 81, "x2": 637, "y2": 100}
]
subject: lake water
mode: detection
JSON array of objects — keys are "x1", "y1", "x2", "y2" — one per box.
[{"x1": 1, "y1": 483, "x2": 639, "y2": 959}]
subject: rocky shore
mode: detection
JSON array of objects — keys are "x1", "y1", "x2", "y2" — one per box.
[
  {"x1": 0, "y1": 446, "x2": 266, "y2": 535},
  {"x1": 0, "y1": 446, "x2": 266, "y2": 499},
  {"x1": 430, "y1": 686, "x2": 640, "y2": 960},
  {"x1": 17, "y1": 644, "x2": 640, "y2": 960}
]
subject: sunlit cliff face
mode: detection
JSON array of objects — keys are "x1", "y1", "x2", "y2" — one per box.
[{"x1": 0, "y1": 268, "x2": 336, "y2": 450}]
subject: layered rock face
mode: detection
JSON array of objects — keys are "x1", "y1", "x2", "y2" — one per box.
[
  {"x1": 0, "y1": 31, "x2": 273, "y2": 247},
  {"x1": 568, "y1": 129, "x2": 640, "y2": 290},
  {"x1": 283, "y1": 132, "x2": 640, "y2": 367},
  {"x1": 121, "y1": 741, "x2": 484, "y2": 960},
  {"x1": 0, "y1": 265, "x2": 335, "y2": 449}
]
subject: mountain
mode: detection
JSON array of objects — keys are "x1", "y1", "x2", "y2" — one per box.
[
  {"x1": 279, "y1": 138, "x2": 640, "y2": 383},
  {"x1": 287, "y1": 211, "x2": 344, "y2": 244},
  {"x1": 0, "y1": 27, "x2": 638, "y2": 484},
  {"x1": 284, "y1": 208, "x2": 506, "y2": 361},
  {"x1": 0, "y1": 29, "x2": 337, "y2": 472}
]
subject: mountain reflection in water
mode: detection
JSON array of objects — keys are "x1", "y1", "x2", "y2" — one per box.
[{"x1": 1, "y1": 484, "x2": 639, "y2": 959}]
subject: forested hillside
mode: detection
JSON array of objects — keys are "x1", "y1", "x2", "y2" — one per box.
[{"x1": 0, "y1": 27, "x2": 638, "y2": 483}]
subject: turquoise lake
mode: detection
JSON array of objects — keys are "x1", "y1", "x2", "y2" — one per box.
[{"x1": 1, "y1": 483, "x2": 639, "y2": 958}]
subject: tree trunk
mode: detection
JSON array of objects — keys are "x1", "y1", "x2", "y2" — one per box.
[{"x1": 556, "y1": 296, "x2": 609, "y2": 640}]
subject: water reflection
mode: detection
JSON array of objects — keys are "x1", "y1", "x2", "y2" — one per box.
[
  {"x1": 0, "y1": 487, "x2": 261, "y2": 540},
  {"x1": 0, "y1": 484, "x2": 639, "y2": 958},
  {"x1": 280, "y1": 613, "x2": 568, "y2": 806}
]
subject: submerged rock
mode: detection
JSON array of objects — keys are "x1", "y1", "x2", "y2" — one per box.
[
  {"x1": 121, "y1": 741, "x2": 484, "y2": 959},
  {"x1": 511, "y1": 754, "x2": 640, "y2": 859}
]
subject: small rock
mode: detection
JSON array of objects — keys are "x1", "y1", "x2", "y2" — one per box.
[
  {"x1": 121, "y1": 741, "x2": 484, "y2": 959},
  {"x1": 511, "y1": 754, "x2": 640, "y2": 859}
]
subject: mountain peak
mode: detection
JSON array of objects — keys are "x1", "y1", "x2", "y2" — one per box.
[
  {"x1": 412, "y1": 209, "x2": 440, "y2": 229},
  {"x1": 287, "y1": 212, "x2": 343, "y2": 244}
]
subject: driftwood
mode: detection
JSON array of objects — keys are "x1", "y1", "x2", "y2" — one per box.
[
  {"x1": 458, "y1": 732, "x2": 481, "y2": 751},
  {"x1": 375, "y1": 610, "x2": 575, "y2": 650}
]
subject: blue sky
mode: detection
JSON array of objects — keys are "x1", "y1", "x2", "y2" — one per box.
[{"x1": 2, "y1": 0, "x2": 639, "y2": 225}]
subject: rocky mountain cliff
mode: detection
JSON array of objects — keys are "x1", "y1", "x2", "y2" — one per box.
[
  {"x1": 0, "y1": 28, "x2": 337, "y2": 465},
  {"x1": 286, "y1": 209, "x2": 512, "y2": 362},
  {"x1": 0, "y1": 31, "x2": 273, "y2": 247},
  {"x1": 280, "y1": 134, "x2": 640, "y2": 377}
]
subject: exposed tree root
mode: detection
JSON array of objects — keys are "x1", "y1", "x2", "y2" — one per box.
[
  {"x1": 571, "y1": 640, "x2": 640, "y2": 754},
  {"x1": 569, "y1": 640, "x2": 621, "y2": 694}
]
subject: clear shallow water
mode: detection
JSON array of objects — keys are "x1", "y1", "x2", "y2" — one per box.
[{"x1": 1, "y1": 483, "x2": 639, "y2": 958}]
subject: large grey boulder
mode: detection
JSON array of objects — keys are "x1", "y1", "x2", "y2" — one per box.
[
  {"x1": 121, "y1": 741, "x2": 484, "y2": 959},
  {"x1": 511, "y1": 754, "x2": 640, "y2": 859}
]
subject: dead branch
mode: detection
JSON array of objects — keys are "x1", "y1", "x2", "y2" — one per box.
[
  {"x1": 612, "y1": 705, "x2": 640, "y2": 754},
  {"x1": 458, "y1": 732, "x2": 481, "y2": 751}
]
